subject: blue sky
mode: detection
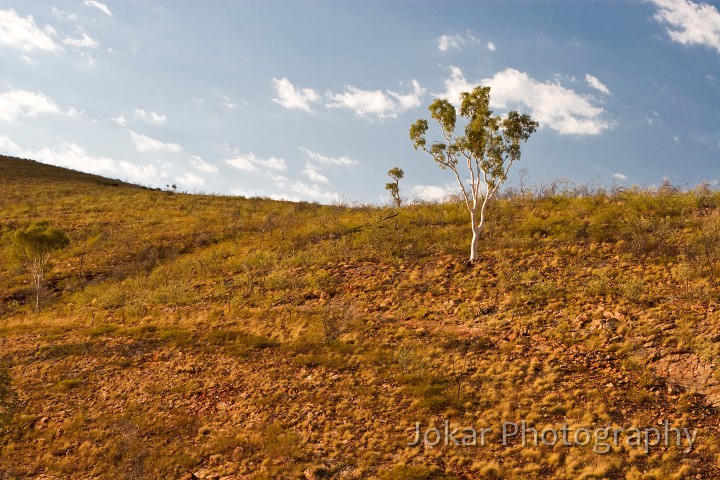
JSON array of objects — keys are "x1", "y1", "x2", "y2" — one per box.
[{"x1": 1, "y1": 0, "x2": 719, "y2": 203}]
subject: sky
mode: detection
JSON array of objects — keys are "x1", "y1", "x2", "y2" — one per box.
[{"x1": 1, "y1": 0, "x2": 719, "y2": 204}]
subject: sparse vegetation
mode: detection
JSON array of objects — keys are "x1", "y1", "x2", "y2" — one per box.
[{"x1": 2, "y1": 156, "x2": 720, "y2": 478}]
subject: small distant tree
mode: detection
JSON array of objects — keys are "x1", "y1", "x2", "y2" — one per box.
[
  {"x1": 13, "y1": 221, "x2": 70, "y2": 311},
  {"x1": 410, "y1": 86, "x2": 538, "y2": 261},
  {"x1": 385, "y1": 167, "x2": 404, "y2": 207}
]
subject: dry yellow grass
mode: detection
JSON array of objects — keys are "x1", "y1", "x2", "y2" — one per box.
[{"x1": 1, "y1": 156, "x2": 719, "y2": 478}]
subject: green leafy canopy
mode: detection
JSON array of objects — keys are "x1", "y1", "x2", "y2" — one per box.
[{"x1": 13, "y1": 221, "x2": 70, "y2": 261}]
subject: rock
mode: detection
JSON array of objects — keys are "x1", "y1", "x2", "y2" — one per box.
[
  {"x1": 304, "y1": 466, "x2": 330, "y2": 480},
  {"x1": 650, "y1": 351, "x2": 720, "y2": 405}
]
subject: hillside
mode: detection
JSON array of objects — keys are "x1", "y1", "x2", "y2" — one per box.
[{"x1": 1, "y1": 157, "x2": 720, "y2": 479}]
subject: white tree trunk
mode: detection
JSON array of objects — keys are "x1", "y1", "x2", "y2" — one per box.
[
  {"x1": 470, "y1": 225, "x2": 480, "y2": 261},
  {"x1": 469, "y1": 209, "x2": 482, "y2": 261}
]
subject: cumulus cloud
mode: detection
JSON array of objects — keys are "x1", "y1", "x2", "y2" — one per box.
[
  {"x1": 651, "y1": 0, "x2": 720, "y2": 53},
  {"x1": 0, "y1": 9, "x2": 60, "y2": 52},
  {"x1": 188, "y1": 155, "x2": 218, "y2": 173},
  {"x1": 298, "y1": 147, "x2": 358, "y2": 166},
  {"x1": 613, "y1": 173, "x2": 628, "y2": 181},
  {"x1": 487, "y1": 41, "x2": 497, "y2": 51},
  {"x1": 134, "y1": 108, "x2": 167, "y2": 125},
  {"x1": 0, "y1": 135, "x2": 158, "y2": 183},
  {"x1": 272, "y1": 77, "x2": 320, "y2": 112},
  {"x1": 128, "y1": 130, "x2": 182, "y2": 153},
  {"x1": 391, "y1": 80, "x2": 426, "y2": 110},
  {"x1": 326, "y1": 86, "x2": 396, "y2": 117},
  {"x1": 326, "y1": 80, "x2": 425, "y2": 118},
  {"x1": 412, "y1": 184, "x2": 458, "y2": 202},
  {"x1": 291, "y1": 181, "x2": 340, "y2": 202},
  {"x1": 272, "y1": 77, "x2": 424, "y2": 118},
  {"x1": 585, "y1": 74, "x2": 611, "y2": 94},
  {"x1": 435, "y1": 66, "x2": 476, "y2": 106},
  {"x1": 0, "y1": 89, "x2": 61, "y2": 121},
  {"x1": 438, "y1": 34, "x2": 465, "y2": 51},
  {"x1": 84, "y1": 0, "x2": 113, "y2": 16},
  {"x1": 64, "y1": 33, "x2": 99, "y2": 48},
  {"x1": 225, "y1": 152, "x2": 287, "y2": 171},
  {"x1": 302, "y1": 162, "x2": 329, "y2": 183},
  {"x1": 175, "y1": 172, "x2": 205, "y2": 189},
  {"x1": 486, "y1": 68, "x2": 611, "y2": 135},
  {"x1": 437, "y1": 66, "x2": 611, "y2": 135}
]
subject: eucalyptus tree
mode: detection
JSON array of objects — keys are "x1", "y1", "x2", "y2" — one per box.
[
  {"x1": 410, "y1": 86, "x2": 538, "y2": 261},
  {"x1": 13, "y1": 221, "x2": 70, "y2": 311},
  {"x1": 385, "y1": 167, "x2": 404, "y2": 207}
]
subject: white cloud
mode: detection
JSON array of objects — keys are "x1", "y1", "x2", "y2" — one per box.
[
  {"x1": 435, "y1": 66, "x2": 476, "y2": 106},
  {"x1": 487, "y1": 41, "x2": 496, "y2": 51},
  {"x1": 112, "y1": 114, "x2": 127, "y2": 126},
  {"x1": 438, "y1": 34, "x2": 465, "y2": 51},
  {"x1": 298, "y1": 147, "x2": 358, "y2": 166},
  {"x1": 35, "y1": 144, "x2": 156, "y2": 180},
  {"x1": 326, "y1": 87, "x2": 395, "y2": 117},
  {"x1": 0, "y1": 135, "x2": 158, "y2": 183},
  {"x1": 291, "y1": 181, "x2": 340, "y2": 202},
  {"x1": 436, "y1": 67, "x2": 610, "y2": 135},
  {"x1": 272, "y1": 77, "x2": 320, "y2": 112},
  {"x1": 128, "y1": 130, "x2": 182, "y2": 153},
  {"x1": 269, "y1": 173, "x2": 289, "y2": 187},
  {"x1": 225, "y1": 151, "x2": 286, "y2": 171},
  {"x1": 302, "y1": 162, "x2": 329, "y2": 183},
  {"x1": 652, "y1": 0, "x2": 720, "y2": 53},
  {"x1": 51, "y1": 8, "x2": 79, "y2": 22},
  {"x1": 231, "y1": 187, "x2": 300, "y2": 202},
  {"x1": 0, "y1": 89, "x2": 61, "y2": 121},
  {"x1": 439, "y1": 31, "x2": 486, "y2": 51},
  {"x1": 0, "y1": 9, "x2": 60, "y2": 52},
  {"x1": 188, "y1": 155, "x2": 218, "y2": 173},
  {"x1": 412, "y1": 184, "x2": 458, "y2": 202},
  {"x1": 84, "y1": 0, "x2": 113, "y2": 16},
  {"x1": 613, "y1": 173, "x2": 628, "y2": 181},
  {"x1": 225, "y1": 156, "x2": 256, "y2": 171},
  {"x1": 326, "y1": 80, "x2": 425, "y2": 118},
  {"x1": 134, "y1": 108, "x2": 167, "y2": 125},
  {"x1": 175, "y1": 172, "x2": 205, "y2": 189},
  {"x1": 64, "y1": 33, "x2": 99, "y2": 48},
  {"x1": 0, "y1": 135, "x2": 21, "y2": 153},
  {"x1": 485, "y1": 68, "x2": 610, "y2": 135},
  {"x1": 272, "y1": 77, "x2": 424, "y2": 118},
  {"x1": 390, "y1": 80, "x2": 425, "y2": 110},
  {"x1": 585, "y1": 74, "x2": 611, "y2": 95}
]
